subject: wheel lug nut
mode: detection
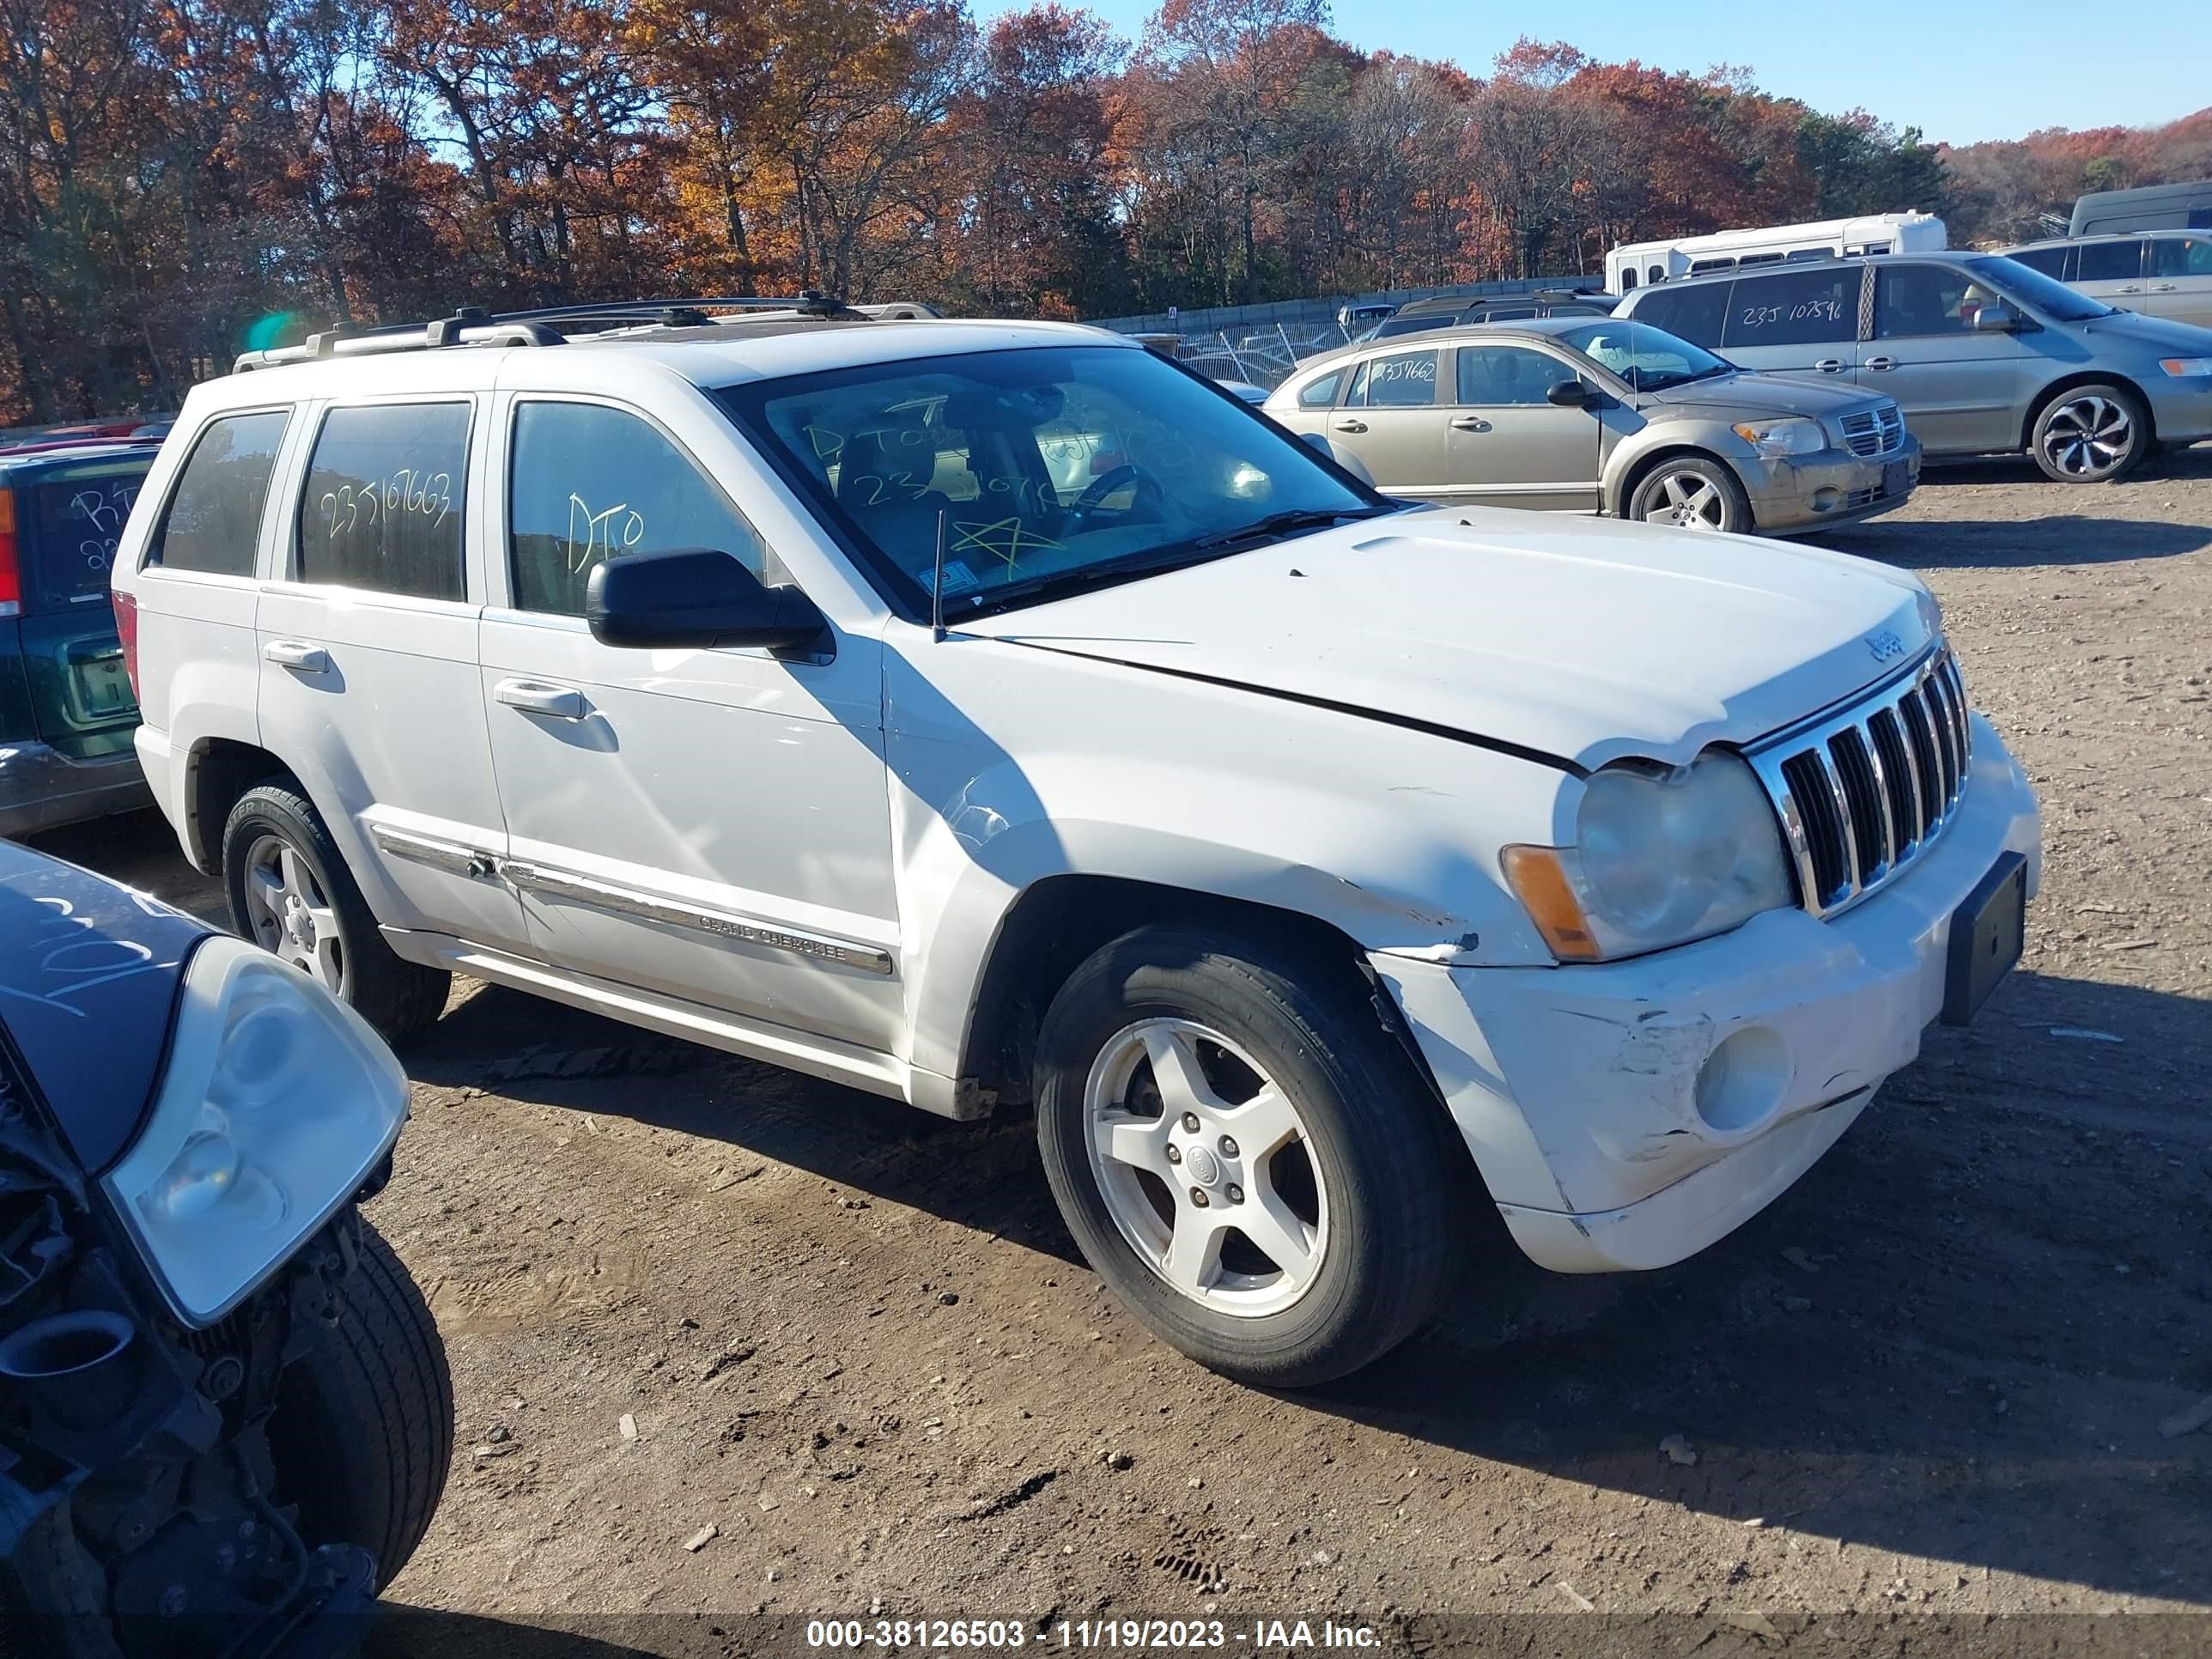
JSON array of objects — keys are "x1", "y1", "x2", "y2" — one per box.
[
  {"x1": 1165, "y1": 1145, "x2": 1182, "y2": 1164},
  {"x1": 1190, "y1": 1188, "x2": 1210, "y2": 1207},
  {"x1": 1218, "y1": 1135, "x2": 1238, "y2": 1158},
  {"x1": 1225, "y1": 1184, "x2": 1243, "y2": 1205},
  {"x1": 1181, "y1": 1113, "x2": 1200, "y2": 1133}
]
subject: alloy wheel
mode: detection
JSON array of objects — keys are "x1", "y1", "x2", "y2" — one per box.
[
  {"x1": 240, "y1": 833, "x2": 346, "y2": 992},
  {"x1": 1083, "y1": 1018, "x2": 1329, "y2": 1318},
  {"x1": 2040, "y1": 395, "x2": 2135, "y2": 478},
  {"x1": 1647, "y1": 469, "x2": 1727, "y2": 529}
]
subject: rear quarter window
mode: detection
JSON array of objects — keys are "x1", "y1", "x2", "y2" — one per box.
[
  {"x1": 25, "y1": 463, "x2": 153, "y2": 607},
  {"x1": 151, "y1": 410, "x2": 291, "y2": 577},
  {"x1": 1629, "y1": 280, "x2": 1733, "y2": 347}
]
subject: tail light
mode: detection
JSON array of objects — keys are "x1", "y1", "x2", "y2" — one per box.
[
  {"x1": 0, "y1": 489, "x2": 18, "y2": 617},
  {"x1": 112, "y1": 587, "x2": 140, "y2": 699}
]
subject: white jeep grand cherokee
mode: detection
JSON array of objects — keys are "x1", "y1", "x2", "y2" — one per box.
[{"x1": 110, "y1": 302, "x2": 2040, "y2": 1386}]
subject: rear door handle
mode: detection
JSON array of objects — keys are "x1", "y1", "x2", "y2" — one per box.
[
  {"x1": 263, "y1": 640, "x2": 329, "y2": 672},
  {"x1": 1449, "y1": 415, "x2": 1492, "y2": 432},
  {"x1": 1862, "y1": 356, "x2": 1898, "y2": 372},
  {"x1": 2150, "y1": 283, "x2": 2179, "y2": 292},
  {"x1": 1813, "y1": 358, "x2": 1845, "y2": 374},
  {"x1": 1332, "y1": 418, "x2": 1368, "y2": 434},
  {"x1": 494, "y1": 678, "x2": 586, "y2": 720}
]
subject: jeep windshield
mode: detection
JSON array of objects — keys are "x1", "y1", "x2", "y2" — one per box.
[{"x1": 718, "y1": 345, "x2": 1389, "y2": 620}]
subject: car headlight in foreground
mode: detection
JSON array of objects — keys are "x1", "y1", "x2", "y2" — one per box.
[
  {"x1": 1502, "y1": 752, "x2": 1794, "y2": 961},
  {"x1": 101, "y1": 935, "x2": 408, "y2": 1325},
  {"x1": 1729, "y1": 416, "x2": 1826, "y2": 458}
]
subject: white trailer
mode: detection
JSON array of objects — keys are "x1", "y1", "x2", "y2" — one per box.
[{"x1": 1604, "y1": 213, "x2": 1947, "y2": 295}]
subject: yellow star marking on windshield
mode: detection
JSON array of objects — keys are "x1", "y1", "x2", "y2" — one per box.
[{"x1": 952, "y1": 517, "x2": 1060, "y2": 574}]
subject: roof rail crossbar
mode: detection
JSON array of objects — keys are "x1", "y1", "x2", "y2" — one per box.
[{"x1": 234, "y1": 318, "x2": 567, "y2": 374}]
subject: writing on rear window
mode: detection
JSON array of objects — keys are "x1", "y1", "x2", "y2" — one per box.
[
  {"x1": 317, "y1": 469, "x2": 455, "y2": 539},
  {"x1": 30, "y1": 473, "x2": 151, "y2": 605}
]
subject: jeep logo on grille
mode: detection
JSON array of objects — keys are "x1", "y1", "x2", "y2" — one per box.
[{"x1": 1864, "y1": 629, "x2": 1907, "y2": 663}]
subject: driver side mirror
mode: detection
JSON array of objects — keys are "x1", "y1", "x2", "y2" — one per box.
[
  {"x1": 1547, "y1": 379, "x2": 1598, "y2": 408},
  {"x1": 586, "y1": 547, "x2": 828, "y2": 654},
  {"x1": 1972, "y1": 302, "x2": 2021, "y2": 333}
]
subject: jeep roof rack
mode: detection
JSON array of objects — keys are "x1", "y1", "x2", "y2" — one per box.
[{"x1": 232, "y1": 292, "x2": 882, "y2": 373}]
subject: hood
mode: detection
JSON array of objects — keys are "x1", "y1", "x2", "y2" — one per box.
[
  {"x1": 0, "y1": 840, "x2": 206, "y2": 1172},
  {"x1": 2078, "y1": 307, "x2": 2212, "y2": 353},
  {"x1": 962, "y1": 507, "x2": 1938, "y2": 771},
  {"x1": 1646, "y1": 370, "x2": 1883, "y2": 418}
]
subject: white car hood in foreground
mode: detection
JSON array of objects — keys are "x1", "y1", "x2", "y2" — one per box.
[{"x1": 961, "y1": 507, "x2": 1938, "y2": 771}]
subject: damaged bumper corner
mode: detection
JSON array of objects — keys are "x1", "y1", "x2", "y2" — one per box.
[{"x1": 1371, "y1": 715, "x2": 2041, "y2": 1274}]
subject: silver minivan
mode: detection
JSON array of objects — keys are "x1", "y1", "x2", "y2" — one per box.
[
  {"x1": 1998, "y1": 231, "x2": 2212, "y2": 331},
  {"x1": 1616, "y1": 252, "x2": 2212, "y2": 482}
]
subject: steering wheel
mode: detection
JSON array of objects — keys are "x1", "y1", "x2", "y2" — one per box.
[{"x1": 1069, "y1": 463, "x2": 1164, "y2": 526}]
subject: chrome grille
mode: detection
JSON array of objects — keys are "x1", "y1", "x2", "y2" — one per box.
[
  {"x1": 1839, "y1": 402, "x2": 1906, "y2": 458},
  {"x1": 1747, "y1": 648, "x2": 1972, "y2": 917}
]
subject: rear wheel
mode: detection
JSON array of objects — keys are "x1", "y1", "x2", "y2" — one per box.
[
  {"x1": 2029, "y1": 382, "x2": 2148, "y2": 482},
  {"x1": 266, "y1": 1218, "x2": 453, "y2": 1589},
  {"x1": 1627, "y1": 455, "x2": 1752, "y2": 532},
  {"x1": 222, "y1": 781, "x2": 450, "y2": 1042},
  {"x1": 1034, "y1": 922, "x2": 1468, "y2": 1388}
]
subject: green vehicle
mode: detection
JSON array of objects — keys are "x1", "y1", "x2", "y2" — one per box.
[{"x1": 0, "y1": 440, "x2": 158, "y2": 837}]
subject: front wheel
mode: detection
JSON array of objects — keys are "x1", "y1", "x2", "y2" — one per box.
[
  {"x1": 2029, "y1": 383, "x2": 2149, "y2": 482},
  {"x1": 266, "y1": 1218, "x2": 453, "y2": 1589},
  {"x1": 1626, "y1": 455, "x2": 1752, "y2": 532},
  {"x1": 1034, "y1": 923, "x2": 1469, "y2": 1388}
]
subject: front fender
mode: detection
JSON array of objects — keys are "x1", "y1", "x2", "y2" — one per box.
[{"x1": 883, "y1": 640, "x2": 1566, "y2": 1082}]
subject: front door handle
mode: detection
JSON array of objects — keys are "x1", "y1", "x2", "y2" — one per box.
[
  {"x1": 2116, "y1": 285, "x2": 2141, "y2": 294},
  {"x1": 1449, "y1": 415, "x2": 1492, "y2": 432},
  {"x1": 2150, "y1": 283, "x2": 2179, "y2": 293},
  {"x1": 494, "y1": 678, "x2": 586, "y2": 720},
  {"x1": 263, "y1": 640, "x2": 329, "y2": 672},
  {"x1": 1862, "y1": 356, "x2": 1898, "y2": 372},
  {"x1": 1332, "y1": 418, "x2": 1368, "y2": 434},
  {"x1": 1813, "y1": 358, "x2": 1845, "y2": 374}
]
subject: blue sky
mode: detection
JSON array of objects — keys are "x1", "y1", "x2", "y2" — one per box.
[{"x1": 1033, "y1": 0, "x2": 2210, "y2": 148}]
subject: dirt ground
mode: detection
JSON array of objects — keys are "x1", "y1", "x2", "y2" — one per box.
[{"x1": 33, "y1": 450, "x2": 2212, "y2": 1659}]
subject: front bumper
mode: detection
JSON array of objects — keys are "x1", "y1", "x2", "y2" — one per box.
[
  {"x1": 0, "y1": 739, "x2": 150, "y2": 838},
  {"x1": 1372, "y1": 712, "x2": 2039, "y2": 1273},
  {"x1": 1742, "y1": 434, "x2": 1922, "y2": 534}
]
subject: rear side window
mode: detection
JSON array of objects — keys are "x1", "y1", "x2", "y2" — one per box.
[
  {"x1": 2075, "y1": 240, "x2": 2144, "y2": 282},
  {"x1": 298, "y1": 404, "x2": 468, "y2": 601},
  {"x1": 1631, "y1": 280, "x2": 1733, "y2": 346},
  {"x1": 507, "y1": 402, "x2": 765, "y2": 617},
  {"x1": 1347, "y1": 350, "x2": 1439, "y2": 409},
  {"x1": 2151, "y1": 237, "x2": 2212, "y2": 277},
  {"x1": 1721, "y1": 269, "x2": 1857, "y2": 348},
  {"x1": 151, "y1": 411, "x2": 289, "y2": 577},
  {"x1": 2006, "y1": 246, "x2": 2073, "y2": 280},
  {"x1": 27, "y1": 463, "x2": 152, "y2": 605}
]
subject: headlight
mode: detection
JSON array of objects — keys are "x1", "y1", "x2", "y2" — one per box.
[
  {"x1": 2158, "y1": 356, "x2": 2212, "y2": 378},
  {"x1": 101, "y1": 935, "x2": 407, "y2": 1325},
  {"x1": 1729, "y1": 416, "x2": 1826, "y2": 457},
  {"x1": 1502, "y1": 752, "x2": 1793, "y2": 961}
]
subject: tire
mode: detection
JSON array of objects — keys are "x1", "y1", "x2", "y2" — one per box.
[
  {"x1": 266, "y1": 1218, "x2": 453, "y2": 1589},
  {"x1": 222, "y1": 781, "x2": 450, "y2": 1042},
  {"x1": 2028, "y1": 382, "x2": 2149, "y2": 483},
  {"x1": 1626, "y1": 454, "x2": 1752, "y2": 532},
  {"x1": 1034, "y1": 922, "x2": 1469, "y2": 1388}
]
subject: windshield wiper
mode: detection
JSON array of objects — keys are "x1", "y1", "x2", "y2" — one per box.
[{"x1": 1190, "y1": 506, "x2": 1382, "y2": 551}]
